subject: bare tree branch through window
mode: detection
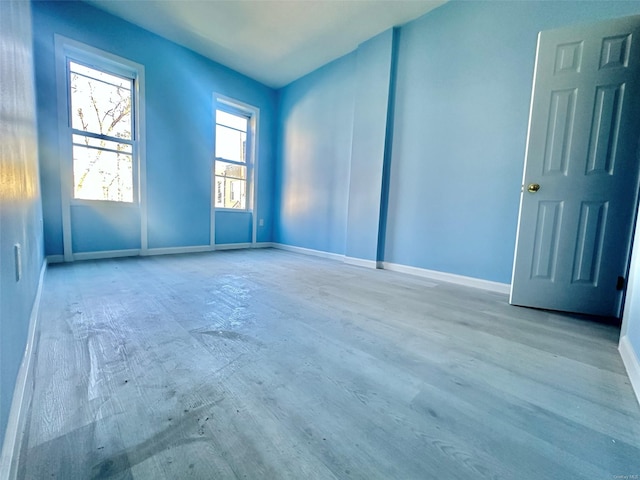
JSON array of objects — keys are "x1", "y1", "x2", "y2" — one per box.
[{"x1": 69, "y1": 61, "x2": 134, "y2": 202}]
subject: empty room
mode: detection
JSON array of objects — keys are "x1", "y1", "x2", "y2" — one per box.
[{"x1": 3, "y1": 0, "x2": 640, "y2": 478}]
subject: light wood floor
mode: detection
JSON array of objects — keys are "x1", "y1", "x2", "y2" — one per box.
[{"x1": 17, "y1": 249, "x2": 640, "y2": 479}]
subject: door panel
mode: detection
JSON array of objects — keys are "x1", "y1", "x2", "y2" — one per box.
[
  {"x1": 530, "y1": 201, "x2": 563, "y2": 281},
  {"x1": 587, "y1": 84, "x2": 623, "y2": 175},
  {"x1": 543, "y1": 89, "x2": 576, "y2": 175},
  {"x1": 510, "y1": 15, "x2": 640, "y2": 317},
  {"x1": 571, "y1": 201, "x2": 606, "y2": 285}
]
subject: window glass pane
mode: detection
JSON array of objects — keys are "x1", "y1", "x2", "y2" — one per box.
[
  {"x1": 72, "y1": 134, "x2": 132, "y2": 154},
  {"x1": 216, "y1": 110, "x2": 247, "y2": 132},
  {"x1": 215, "y1": 125, "x2": 246, "y2": 163},
  {"x1": 70, "y1": 63, "x2": 132, "y2": 140},
  {"x1": 214, "y1": 175, "x2": 246, "y2": 209},
  {"x1": 73, "y1": 145, "x2": 133, "y2": 202},
  {"x1": 214, "y1": 161, "x2": 246, "y2": 179}
]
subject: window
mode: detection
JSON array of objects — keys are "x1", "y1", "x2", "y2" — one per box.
[
  {"x1": 214, "y1": 109, "x2": 250, "y2": 210},
  {"x1": 68, "y1": 60, "x2": 136, "y2": 202}
]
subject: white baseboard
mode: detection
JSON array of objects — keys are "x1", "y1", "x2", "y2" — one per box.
[
  {"x1": 252, "y1": 242, "x2": 273, "y2": 249},
  {"x1": 143, "y1": 245, "x2": 214, "y2": 256},
  {"x1": 73, "y1": 249, "x2": 140, "y2": 261},
  {"x1": 271, "y1": 243, "x2": 345, "y2": 262},
  {"x1": 45, "y1": 254, "x2": 64, "y2": 264},
  {"x1": 619, "y1": 335, "x2": 640, "y2": 407},
  {"x1": 50, "y1": 244, "x2": 509, "y2": 294},
  {"x1": 380, "y1": 261, "x2": 511, "y2": 294},
  {"x1": 50, "y1": 243, "x2": 275, "y2": 263},
  {"x1": 215, "y1": 242, "x2": 253, "y2": 251},
  {"x1": 0, "y1": 261, "x2": 46, "y2": 480},
  {"x1": 270, "y1": 245, "x2": 509, "y2": 293},
  {"x1": 344, "y1": 256, "x2": 378, "y2": 269}
]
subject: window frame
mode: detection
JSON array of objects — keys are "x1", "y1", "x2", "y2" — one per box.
[
  {"x1": 65, "y1": 56, "x2": 139, "y2": 205},
  {"x1": 211, "y1": 94, "x2": 260, "y2": 246},
  {"x1": 55, "y1": 35, "x2": 146, "y2": 260},
  {"x1": 213, "y1": 103, "x2": 252, "y2": 212}
]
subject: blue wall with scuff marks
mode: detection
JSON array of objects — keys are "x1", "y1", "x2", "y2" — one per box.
[{"x1": 32, "y1": 0, "x2": 277, "y2": 255}]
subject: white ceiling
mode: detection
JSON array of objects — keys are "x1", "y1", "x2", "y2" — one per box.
[{"x1": 85, "y1": 0, "x2": 446, "y2": 88}]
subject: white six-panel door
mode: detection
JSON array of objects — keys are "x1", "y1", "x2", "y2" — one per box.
[{"x1": 511, "y1": 15, "x2": 640, "y2": 317}]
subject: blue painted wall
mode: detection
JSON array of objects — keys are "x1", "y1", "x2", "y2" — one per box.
[
  {"x1": 345, "y1": 29, "x2": 395, "y2": 262},
  {"x1": 71, "y1": 205, "x2": 140, "y2": 253},
  {"x1": 0, "y1": 0, "x2": 44, "y2": 449},
  {"x1": 215, "y1": 211, "x2": 252, "y2": 245},
  {"x1": 32, "y1": 1, "x2": 277, "y2": 255},
  {"x1": 275, "y1": 54, "x2": 356, "y2": 254},
  {"x1": 385, "y1": 0, "x2": 640, "y2": 284}
]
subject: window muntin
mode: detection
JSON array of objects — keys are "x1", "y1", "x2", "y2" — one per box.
[
  {"x1": 68, "y1": 61, "x2": 135, "y2": 202},
  {"x1": 72, "y1": 134, "x2": 132, "y2": 154},
  {"x1": 214, "y1": 108, "x2": 249, "y2": 210}
]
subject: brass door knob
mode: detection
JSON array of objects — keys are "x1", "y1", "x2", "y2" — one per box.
[{"x1": 527, "y1": 183, "x2": 541, "y2": 193}]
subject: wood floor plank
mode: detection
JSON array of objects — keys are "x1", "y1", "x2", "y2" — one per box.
[{"x1": 17, "y1": 249, "x2": 640, "y2": 479}]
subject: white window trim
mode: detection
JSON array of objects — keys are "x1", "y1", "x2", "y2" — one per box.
[
  {"x1": 55, "y1": 35, "x2": 147, "y2": 261},
  {"x1": 211, "y1": 93, "x2": 260, "y2": 247}
]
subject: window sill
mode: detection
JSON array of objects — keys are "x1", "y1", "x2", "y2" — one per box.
[
  {"x1": 214, "y1": 208, "x2": 252, "y2": 213},
  {"x1": 71, "y1": 199, "x2": 139, "y2": 208}
]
